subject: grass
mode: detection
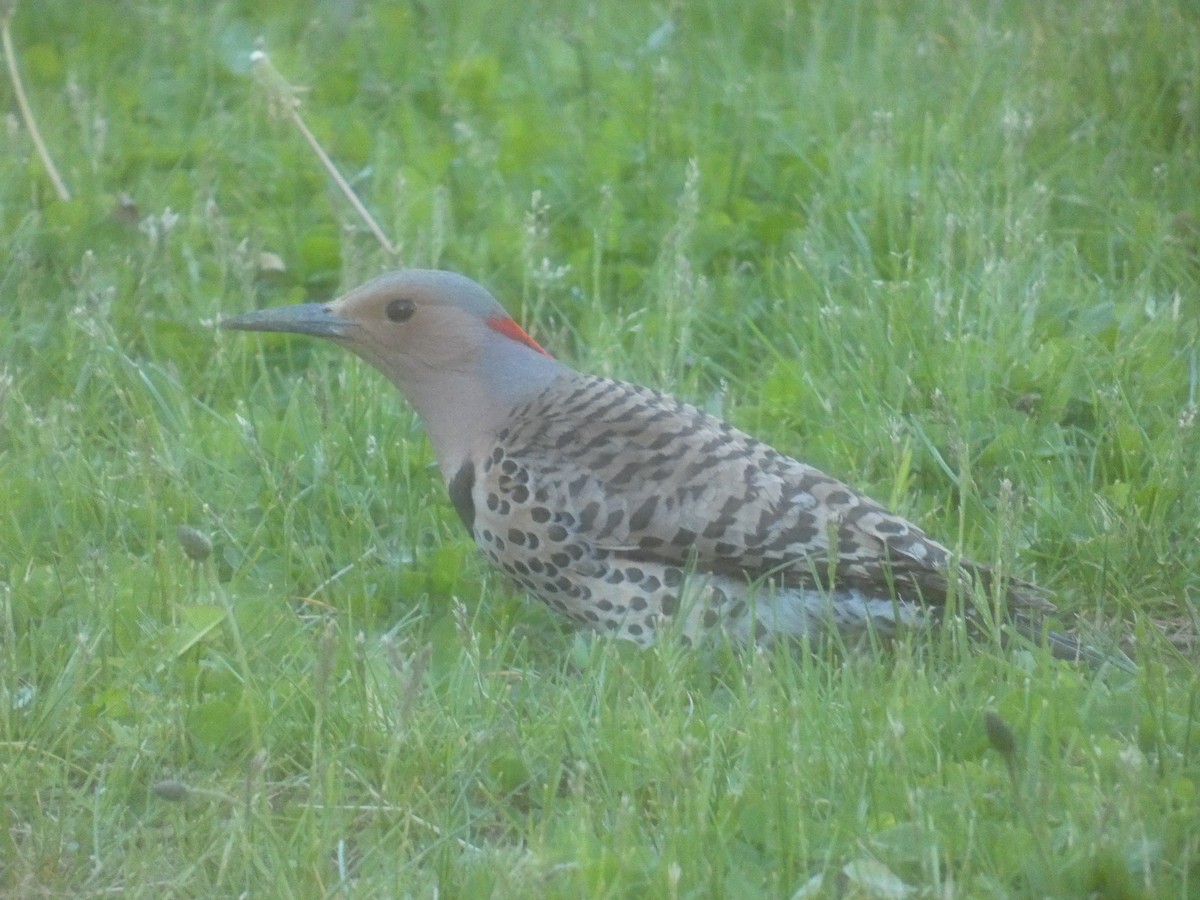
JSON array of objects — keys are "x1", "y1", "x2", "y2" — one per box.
[{"x1": 1, "y1": 0, "x2": 1198, "y2": 895}]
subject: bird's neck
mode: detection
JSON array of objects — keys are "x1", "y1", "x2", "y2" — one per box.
[{"x1": 396, "y1": 341, "x2": 568, "y2": 482}]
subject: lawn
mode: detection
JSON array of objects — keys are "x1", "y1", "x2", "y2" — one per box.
[{"x1": 2, "y1": 0, "x2": 1197, "y2": 895}]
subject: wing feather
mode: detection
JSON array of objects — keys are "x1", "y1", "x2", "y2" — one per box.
[{"x1": 494, "y1": 374, "x2": 1053, "y2": 614}]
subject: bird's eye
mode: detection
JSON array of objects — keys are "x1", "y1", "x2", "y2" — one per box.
[{"x1": 385, "y1": 298, "x2": 416, "y2": 323}]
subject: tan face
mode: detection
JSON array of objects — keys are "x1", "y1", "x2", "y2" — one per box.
[
  {"x1": 329, "y1": 269, "x2": 551, "y2": 379},
  {"x1": 222, "y1": 270, "x2": 512, "y2": 381}
]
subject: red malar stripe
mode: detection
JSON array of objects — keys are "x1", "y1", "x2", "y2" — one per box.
[{"x1": 487, "y1": 316, "x2": 553, "y2": 357}]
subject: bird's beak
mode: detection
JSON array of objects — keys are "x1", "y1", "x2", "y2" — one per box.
[{"x1": 219, "y1": 303, "x2": 357, "y2": 339}]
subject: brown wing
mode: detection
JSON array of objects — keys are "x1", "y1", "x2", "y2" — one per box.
[{"x1": 493, "y1": 374, "x2": 1054, "y2": 614}]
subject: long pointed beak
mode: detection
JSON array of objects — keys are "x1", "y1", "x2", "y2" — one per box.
[{"x1": 220, "y1": 303, "x2": 357, "y2": 339}]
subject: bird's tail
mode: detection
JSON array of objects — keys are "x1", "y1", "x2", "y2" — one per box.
[{"x1": 1011, "y1": 614, "x2": 1136, "y2": 674}]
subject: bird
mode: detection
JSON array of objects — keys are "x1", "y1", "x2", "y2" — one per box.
[{"x1": 221, "y1": 268, "x2": 1130, "y2": 670}]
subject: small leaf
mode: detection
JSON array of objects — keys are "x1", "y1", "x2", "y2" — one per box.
[
  {"x1": 174, "y1": 604, "x2": 226, "y2": 657},
  {"x1": 841, "y1": 858, "x2": 915, "y2": 898}
]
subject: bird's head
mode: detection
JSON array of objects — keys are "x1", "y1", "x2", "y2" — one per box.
[
  {"x1": 221, "y1": 269, "x2": 566, "y2": 474},
  {"x1": 221, "y1": 268, "x2": 553, "y2": 379}
]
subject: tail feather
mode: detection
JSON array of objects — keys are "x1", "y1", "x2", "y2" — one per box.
[{"x1": 1011, "y1": 614, "x2": 1137, "y2": 673}]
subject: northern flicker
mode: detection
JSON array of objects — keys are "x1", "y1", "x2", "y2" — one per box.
[{"x1": 222, "y1": 269, "x2": 1128, "y2": 669}]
